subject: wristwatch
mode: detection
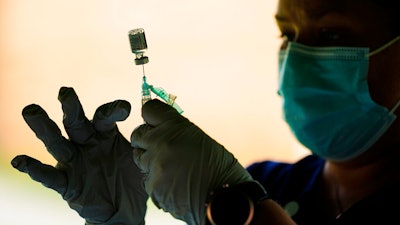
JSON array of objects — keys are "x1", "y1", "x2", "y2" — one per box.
[{"x1": 205, "y1": 181, "x2": 269, "y2": 225}]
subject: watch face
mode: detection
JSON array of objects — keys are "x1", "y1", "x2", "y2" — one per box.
[{"x1": 206, "y1": 188, "x2": 254, "y2": 225}]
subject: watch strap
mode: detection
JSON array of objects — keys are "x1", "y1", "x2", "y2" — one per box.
[{"x1": 205, "y1": 181, "x2": 269, "y2": 225}]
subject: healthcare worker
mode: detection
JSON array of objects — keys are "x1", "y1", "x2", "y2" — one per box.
[{"x1": 11, "y1": 0, "x2": 400, "y2": 224}]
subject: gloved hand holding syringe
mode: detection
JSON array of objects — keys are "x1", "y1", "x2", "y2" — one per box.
[{"x1": 128, "y1": 28, "x2": 183, "y2": 114}]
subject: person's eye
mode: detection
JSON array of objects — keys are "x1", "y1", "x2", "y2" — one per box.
[
  {"x1": 318, "y1": 28, "x2": 348, "y2": 45},
  {"x1": 320, "y1": 30, "x2": 341, "y2": 40}
]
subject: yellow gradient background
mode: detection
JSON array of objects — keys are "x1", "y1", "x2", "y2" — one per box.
[{"x1": 0, "y1": 0, "x2": 308, "y2": 224}]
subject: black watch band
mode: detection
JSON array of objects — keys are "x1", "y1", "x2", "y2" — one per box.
[{"x1": 205, "y1": 181, "x2": 269, "y2": 225}]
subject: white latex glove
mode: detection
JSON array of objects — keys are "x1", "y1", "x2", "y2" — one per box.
[
  {"x1": 11, "y1": 87, "x2": 148, "y2": 225},
  {"x1": 131, "y1": 99, "x2": 253, "y2": 225}
]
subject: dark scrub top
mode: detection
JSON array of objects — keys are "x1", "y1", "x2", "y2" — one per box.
[{"x1": 247, "y1": 155, "x2": 400, "y2": 225}]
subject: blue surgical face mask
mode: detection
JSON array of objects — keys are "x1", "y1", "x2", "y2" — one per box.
[{"x1": 278, "y1": 36, "x2": 400, "y2": 162}]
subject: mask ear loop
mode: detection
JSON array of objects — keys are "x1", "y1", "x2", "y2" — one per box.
[
  {"x1": 368, "y1": 36, "x2": 400, "y2": 57},
  {"x1": 390, "y1": 99, "x2": 400, "y2": 114},
  {"x1": 368, "y1": 36, "x2": 400, "y2": 114}
]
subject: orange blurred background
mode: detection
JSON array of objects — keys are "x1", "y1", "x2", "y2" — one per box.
[{"x1": 0, "y1": 0, "x2": 308, "y2": 224}]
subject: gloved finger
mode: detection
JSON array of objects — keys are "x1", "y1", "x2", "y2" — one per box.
[
  {"x1": 142, "y1": 99, "x2": 181, "y2": 127},
  {"x1": 132, "y1": 148, "x2": 150, "y2": 173},
  {"x1": 131, "y1": 124, "x2": 154, "y2": 172},
  {"x1": 93, "y1": 100, "x2": 131, "y2": 133},
  {"x1": 130, "y1": 124, "x2": 153, "y2": 149},
  {"x1": 11, "y1": 155, "x2": 67, "y2": 195},
  {"x1": 58, "y1": 87, "x2": 95, "y2": 144},
  {"x1": 22, "y1": 104, "x2": 75, "y2": 163}
]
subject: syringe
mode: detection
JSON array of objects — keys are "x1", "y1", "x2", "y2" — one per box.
[{"x1": 128, "y1": 28, "x2": 183, "y2": 113}]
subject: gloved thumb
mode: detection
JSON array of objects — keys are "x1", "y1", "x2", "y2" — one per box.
[{"x1": 142, "y1": 99, "x2": 181, "y2": 127}]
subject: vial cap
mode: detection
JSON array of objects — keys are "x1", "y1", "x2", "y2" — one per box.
[{"x1": 135, "y1": 56, "x2": 149, "y2": 65}]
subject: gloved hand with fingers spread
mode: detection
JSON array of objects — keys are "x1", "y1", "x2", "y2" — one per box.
[
  {"x1": 11, "y1": 87, "x2": 148, "y2": 225},
  {"x1": 131, "y1": 99, "x2": 255, "y2": 225}
]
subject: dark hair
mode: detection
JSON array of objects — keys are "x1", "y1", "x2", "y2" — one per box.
[
  {"x1": 371, "y1": 0, "x2": 400, "y2": 34},
  {"x1": 372, "y1": 0, "x2": 399, "y2": 9}
]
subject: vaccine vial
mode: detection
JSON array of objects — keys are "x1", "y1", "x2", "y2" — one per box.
[{"x1": 128, "y1": 28, "x2": 149, "y2": 65}]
